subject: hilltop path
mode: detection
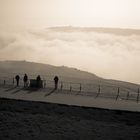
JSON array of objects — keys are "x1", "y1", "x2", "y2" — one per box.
[{"x1": 0, "y1": 86, "x2": 140, "y2": 112}]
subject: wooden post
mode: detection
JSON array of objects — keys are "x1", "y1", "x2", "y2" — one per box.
[
  {"x1": 61, "y1": 82, "x2": 63, "y2": 90},
  {"x1": 126, "y1": 91, "x2": 129, "y2": 100},
  {"x1": 80, "y1": 83, "x2": 82, "y2": 92},
  {"x1": 98, "y1": 85, "x2": 101, "y2": 94},
  {"x1": 116, "y1": 87, "x2": 120, "y2": 100},
  {"x1": 137, "y1": 88, "x2": 139, "y2": 103},
  {"x1": 43, "y1": 80, "x2": 46, "y2": 88},
  {"x1": 96, "y1": 85, "x2": 101, "y2": 98}
]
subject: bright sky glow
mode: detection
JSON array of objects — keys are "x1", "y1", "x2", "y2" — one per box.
[{"x1": 0, "y1": 0, "x2": 140, "y2": 29}]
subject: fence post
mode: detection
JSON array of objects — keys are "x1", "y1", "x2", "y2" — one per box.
[
  {"x1": 137, "y1": 88, "x2": 139, "y2": 103},
  {"x1": 116, "y1": 87, "x2": 120, "y2": 100},
  {"x1": 80, "y1": 83, "x2": 82, "y2": 92},
  {"x1": 96, "y1": 85, "x2": 101, "y2": 98},
  {"x1": 126, "y1": 91, "x2": 129, "y2": 100},
  {"x1": 98, "y1": 85, "x2": 101, "y2": 94},
  {"x1": 61, "y1": 82, "x2": 63, "y2": 90},
  {"x1": 43, "y1": 80, "x2": 46, "y2": 88}
]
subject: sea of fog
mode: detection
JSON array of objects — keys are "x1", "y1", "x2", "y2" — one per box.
[{"x1": 0, "y1": 27, "x2": 140, "y2": 84}]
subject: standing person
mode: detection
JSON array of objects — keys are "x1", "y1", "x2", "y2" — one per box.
[
  {"x1": 15, "y1": 75, "x2": 20, "y2": 87},
  {"x1": 36, "y1": 75, "x2": 41, "y2": 88},
  {"x1": 23, "y1": 74, "x2": 28, "y2": 87},
  {"x1": 54, "y1": 76, "x2": 59, "y2": 90}
]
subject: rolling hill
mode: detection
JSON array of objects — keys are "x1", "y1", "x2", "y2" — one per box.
[
  {"x1": 0, "y1": 60, "x2": 99, "y2": 81},
  {"x1": 0, "y1": 60, "x2": 139, "y2": 95}
]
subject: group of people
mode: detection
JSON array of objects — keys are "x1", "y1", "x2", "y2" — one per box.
[
  {"x1": 15, "y1": 74, "x2": 28, "y2": 87},
  {"x1": 15, "y1": 74, "x2": 59, "y2": 89}
]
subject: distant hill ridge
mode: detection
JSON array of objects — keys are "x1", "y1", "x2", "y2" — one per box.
[
  {"x1": 0, "y1": 60, "x2": 99, "y2": 80},
  {"x1": 48, "y1": 26, "x2": 140, "y2": 36}
]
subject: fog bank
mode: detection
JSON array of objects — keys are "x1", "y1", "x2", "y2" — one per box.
[{"x1": 0, "y1": 27, "x2": 140, "y2": 84}]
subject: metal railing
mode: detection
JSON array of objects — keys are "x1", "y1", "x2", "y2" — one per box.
[{"x1": 0, "y1": 76, "x2": 140, "y2": 102}]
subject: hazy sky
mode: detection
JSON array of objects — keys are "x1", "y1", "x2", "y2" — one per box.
[
  {"x1": 0, "y1": 0, "x2": 140, "y2": 84},
  {"x1": 0, "y1": 0, "x2": 140, "y2": 29}
]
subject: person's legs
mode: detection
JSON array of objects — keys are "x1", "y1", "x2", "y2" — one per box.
[
  {"x1": 56, "y1": 83, "x2": 58, "y2": 89},
  {"x1": 17, "y1": 80, "x2": 19, "y2": 86},
  {"x1": 25, "y1": 81, "x2": 27, "y2": 87},
  {"x1": 55, "y1": 82, "x2": 58, "y2": 89},
  {"x1": 37, "y1": 81, "x2": 39, "y2": 88}
]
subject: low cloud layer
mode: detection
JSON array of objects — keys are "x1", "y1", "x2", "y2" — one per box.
[{"x1": 0, "y1": 27, "x2": 140, "y2": 84}]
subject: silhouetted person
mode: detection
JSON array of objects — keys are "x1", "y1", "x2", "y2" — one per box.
[
  {"x1": 36, "y1": 75, "x2": 41, "y2": 88},
  {"x1": 54, "y1": 76, "x2": 59, "y2": 90},
  {"x1": 23, "y1": 74, "x2": 28, "y2": 87},
  {"x1": 15, "y1": 75, "x2": 20, "y2": 87}
]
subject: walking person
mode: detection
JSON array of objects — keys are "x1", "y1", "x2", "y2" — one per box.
[
  {"x1": 54, "y1": 76, "x2": 59, "y2": 90},
  {"x1": 23, "y1": 74, "x2": 28, "y2": 87},
  {"x1": 15, "y1": 75, "x2": 20, "y2": 87}
]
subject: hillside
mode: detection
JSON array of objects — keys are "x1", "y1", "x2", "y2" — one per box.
[
  {"x1": 0, "y1": 60, "x2": 139, "y2": 92},
  {"x1": 0, "y1": 60, "x2": 99, "y2": 81}
]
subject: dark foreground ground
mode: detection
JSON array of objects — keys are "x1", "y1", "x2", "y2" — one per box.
[{"x1": 0, "y1": 98, "x2": 140, "y2": 140}]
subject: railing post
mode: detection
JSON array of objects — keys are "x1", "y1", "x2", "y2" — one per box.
[
  {"x1": 96, "y1": 85, "x2": 101, "y2": 98},
  {"x1": 80, "y1": 83, "x2": 82, "y2": 92},
  {"x1": 98, "y1": 85, "x2": 101, "y2": 94},
  {"x1": 126, "y1": 91, "x2": 129, "y2": 100},
  {"x1": 43, "y1": 80, "x2": 46, "y2": 88},
  {"x1": 137, "y1": 88, "x2": 139, "y2": 103},
  {"x1": 116, "y1": 87, "x2": 120, "y2": 100}
]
